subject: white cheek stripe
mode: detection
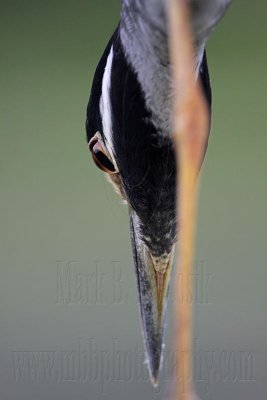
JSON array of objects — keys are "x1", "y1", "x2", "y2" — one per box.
[{"x1": 99, "y1": 46, "x2": 118, "y2": 170}]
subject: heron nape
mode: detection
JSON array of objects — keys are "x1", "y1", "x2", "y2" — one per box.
[{"x1": 86, "y1": 0, "x2": 231, "y2": 387}]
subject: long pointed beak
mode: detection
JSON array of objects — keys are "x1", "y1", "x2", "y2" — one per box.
[{"x1": 130, "y1": 212, "x2": 175, "y2": 386}]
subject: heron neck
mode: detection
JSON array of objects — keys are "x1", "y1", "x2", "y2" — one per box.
[{"x1": 119, "y1": 0, "x2": 205, "y2": 136}]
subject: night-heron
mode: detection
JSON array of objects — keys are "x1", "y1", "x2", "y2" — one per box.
[{"x1": 86, "y1": 0, "x2": 231, "y2": 386}]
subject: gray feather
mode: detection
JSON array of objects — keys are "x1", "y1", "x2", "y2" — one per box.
[{"x1": 120, "y1": 0, "x2": 231, "y2": 136}]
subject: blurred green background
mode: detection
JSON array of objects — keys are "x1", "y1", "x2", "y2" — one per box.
[{"x1": 0, "y1": 1, "x2": 266, "y2": 399}]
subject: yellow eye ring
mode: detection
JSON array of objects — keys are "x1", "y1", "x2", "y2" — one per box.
[{"x1": 89, "y1": 132, "x2": 118, "y2": 174}]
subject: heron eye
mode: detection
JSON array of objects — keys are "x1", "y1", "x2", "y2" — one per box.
[{"x1": 89, "y1": 134, "x2": 117, "y2": 174}]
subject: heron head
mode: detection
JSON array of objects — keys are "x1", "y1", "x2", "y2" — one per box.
[{"x1": 85, "y1": 27, "x2": 181, "y2": 382}]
